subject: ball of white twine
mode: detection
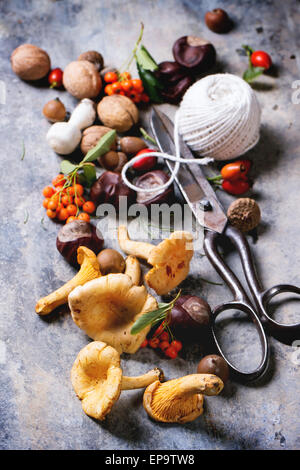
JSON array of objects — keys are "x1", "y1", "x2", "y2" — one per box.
[
  {"x1": 178, "y1": 73, "x2": 261, "y2": 160},
  {"x1": 122, "y1": 73, "x2": 261, "y2": 194}
]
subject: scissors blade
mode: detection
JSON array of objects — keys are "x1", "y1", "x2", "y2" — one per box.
[{"x1": 151, "y1": 107, "x2": 227, "y2": 234}]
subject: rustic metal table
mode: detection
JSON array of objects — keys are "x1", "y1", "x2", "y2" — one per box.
[{"x1": 0, "y1": 0, "x2": 299, "y2": 450}]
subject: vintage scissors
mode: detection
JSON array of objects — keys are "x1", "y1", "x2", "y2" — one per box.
[{"x1": 151, "y1": 107, "x2": 300, "y2": 382}]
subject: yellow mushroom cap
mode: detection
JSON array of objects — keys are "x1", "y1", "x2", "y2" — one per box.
[
  {"x1": 143, "y1": 374, "x2": 224, "y2": 423},
  {"x1": 68, "y1": 273, "x2": 157, "y2": 354},
  {"x1": 71, "y1": 341, "x2": 122, "y2": 420},
  {"x1": 146, "y1": 231, "x2": 194, "y2": 295}
]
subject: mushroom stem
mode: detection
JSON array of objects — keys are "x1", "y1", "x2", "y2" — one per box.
[
  {"x1": 124, "y1": 256, "x2": 141, "y2": 285},
  {"x1": 118, "y1": 226, "x2": 153, "y2": 261},
  {"x1": 121, "y1": 368, "x2": 164, "y2": 390},
  {"x1": 35, "y1": 247, "x2": 101, "y2": 315},
  {"x1": 169, "y1": 374, "x2": 224, "y2": 398}
]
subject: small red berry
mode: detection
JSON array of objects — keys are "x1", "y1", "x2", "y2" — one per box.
[
  {"x1": 165, "y1": 346, "x2": 178, "y2": 359},
  {"x1": 132, "y1": 149, "x2": 156, "y2": 171},
  {"x1": 149, "y1": 338, "x2": 160, "y2": 349},
  {"x1": 170, "y1": 340, "x2": 182, "y2": 352},
  {"x1": 159, "y1": 341, "x2": 170, "y2": 351},
  {"x1": 251, "y1": 51, "x2": 272, "y2": 70}
]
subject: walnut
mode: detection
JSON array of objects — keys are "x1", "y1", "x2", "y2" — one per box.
[
  {"x1": 11, "y1": 44, "x2": 51, "y2": 80},
  {"x1": 97, "y1": 95, "x2": 139, "y2": 132},
  {"x1": 80, "y1": 125, "x2": 117, "y2": 155},
  {"x1": 77, "y1": 51, "x2": 104, "y2": 71},
  {"x1": 63, "y1": 60, "x2": 102, "y2": 99},
  {"x1": 227, "y1": 198, "x2": 261, "y2": 232}
]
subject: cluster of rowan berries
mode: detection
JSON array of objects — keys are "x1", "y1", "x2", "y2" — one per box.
[{"x1": 103, "y1": 71, "x2": 150, "y2": 104}]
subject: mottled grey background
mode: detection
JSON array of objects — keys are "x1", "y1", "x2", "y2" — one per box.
[{"x1": 0, "y1": 0, "x2": 300, "y2": 450}]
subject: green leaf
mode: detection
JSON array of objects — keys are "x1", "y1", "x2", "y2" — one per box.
[
  {"x1": 60, "y1": 160, "x2": 78, "y2": 175},
  {"x1": 131, "y1": 290, "x2": 181, "y2": 335},
  {"x1": 82, "y1": 130, "x2": 117, "y2": 163},
  {"x1": 137, "y1": 63, "x2": 163, "y2": 103},
  {"x1": 243, "y1": 66, "x2": 264, "y2": 82},
  {"x1": 82, "y1": 164, "x2": 96, "y2": 187},
  {"x1": 136, "y1": 45, "x2": 158, "y2": 71},
  {"x1": 131, "y1": 306, "x2": 168, "y2": 335}
]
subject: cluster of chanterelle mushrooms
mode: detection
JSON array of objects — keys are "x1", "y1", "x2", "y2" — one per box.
[{"x1": 35, "y1": 227, "x2": 224, "y2": 422}]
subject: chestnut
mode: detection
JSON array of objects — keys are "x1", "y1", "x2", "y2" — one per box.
[
  {"x1": 169, "y1": 295, "x2": 211, "y2": 340},
  {"x1": 56, "y1": 220, "x2": 104, "y2": 267},
  {"x1": 205, "y1": 9, "x2": 232, "y2": 34},
  {"x1": 97, "y1": 248, "x2": 125, "y2": 274},
  {"x1": 156, "y1": 61, "x2": 189, "y2": 84},
  {"x1": 90, "y1": 171, "x2": 136, "y2": 209},
  {"x1": 172, "y1": 36, "x2": 216, "y2": 73},
  {"x1": 197, "y1": 354, "x2": 229, "y2": 384},
  {"x1": 161, "y1": 75, "x2": 194, "y2": 104},
  {"x1": 135, "y1": 170, "x2": 174, "y2": 207}
]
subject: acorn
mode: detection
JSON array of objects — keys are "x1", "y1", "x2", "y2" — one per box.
[{"x1": 227, "y1": 198, "x2": 261, "y2": 232}]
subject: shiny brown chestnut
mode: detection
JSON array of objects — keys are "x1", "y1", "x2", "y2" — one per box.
[
  {"x1": 90, "y1": 171, "x2": 136, "y2": 209},
  {"x1": 169, "y1": 295, "x2": 211, "y2": 340},
  {"x1": 205, "y1": 9, "x2": 232, "y2": 34},
  {"x1": 56, "y1": 220, "x2": 104, "y2": 267},
  {"x1": 161, "y1": 75, "x2": 194, "y2": 104},
  {"x1": 156, "y1": 61, "x2": 189, "y2": 84},
  {"x1": 172, "y1": 36, "x2": 216, "y2": 73},
  {"x1": 135, "y1": 170, "x2": 174, "y2": 207},
  {"x1": 197, "y1": 354, "x2": 229, "y2": 383}
]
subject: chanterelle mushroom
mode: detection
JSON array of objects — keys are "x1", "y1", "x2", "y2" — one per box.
[
  {"x1": 35, "y1": 246, "x2": 101, "y2": 315},
  {"x1": 118, "y1": 226, "x2": 194, "y2": 295},
  {"x1": 69, "y1": 256, "x2": 157, "y2": 353},
  {"x1": 71, "y1": 341, "x2": 164, "y2": 420},
  {"x1": 143, "y1": 374, "x2": 224, "y2": 423}
]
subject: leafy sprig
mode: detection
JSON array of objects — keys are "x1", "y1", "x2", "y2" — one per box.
[
  {"x1": 242, "y1": 45, "x2": 265, "y2": 83},
  {"x1": 59, "y1": 130, "x2": 116, "y2": 188},
  {"x1": 131, "y1": 290, "x2": 181, "y2": 335}
]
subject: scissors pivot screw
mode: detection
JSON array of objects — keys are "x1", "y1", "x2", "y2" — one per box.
[{"x1": 199, "y1": 199, "x2": 213, "y2": 211}]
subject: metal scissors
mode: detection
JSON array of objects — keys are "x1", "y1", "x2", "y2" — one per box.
[{"x1": 151, "y1": 107, "x2": 300, "y2": 382}]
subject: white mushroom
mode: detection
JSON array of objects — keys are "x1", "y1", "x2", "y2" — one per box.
[{"x1": 46, "y1": 99, "x2": 96, "y2": 154}]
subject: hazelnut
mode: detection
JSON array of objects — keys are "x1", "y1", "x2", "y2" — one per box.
[
  {"x1": 80, "y1": 125, "x2": 116, "y2": 155},
  {"x1": 97, "y1": 249, "x2": 125, "y2": 274},
  {"x1": 63, "y1": 60, "x2": 102, "y2": 99},
  {"x1": 97, "y1": 95, "x2": 139, "y2": 132},
  {"x1": 120, "y1": 136, "x2": 147, "y2": 156},
  {"x1": 99, "y1": 151, "x2": 128, "y2": 173},
  {"x1": 197, "y1": 355, "x2": 229, "y2": 383},
  {"x1": 43, "y1": 98, "x2": 66, "y2": 123},
  {"x1": 77, "y1": 50, "x2": 104, "y2": 71},
  {"x1": 11, "y1": 44, "x2": 51, "y2": 80},
  {"x1": 205, "y1": 9, "x2": 232, "y2": 34},
  {"x1": 227, "y1": 198, "x2": 261, "y2": 232}
]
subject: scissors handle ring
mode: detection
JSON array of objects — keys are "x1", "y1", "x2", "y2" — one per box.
[{"x1": 211, "y1": 300, "x2": 269, "y2": 382}]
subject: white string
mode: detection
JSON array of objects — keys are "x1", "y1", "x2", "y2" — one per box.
[{"x1": 121, "y1": 111, "x2": 213, "y2": 194}]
